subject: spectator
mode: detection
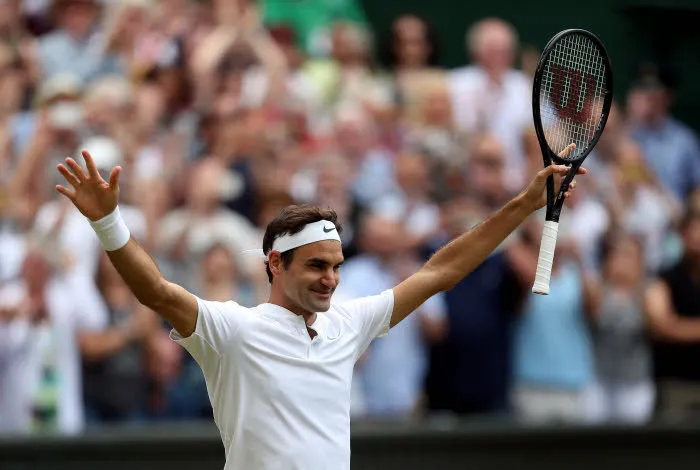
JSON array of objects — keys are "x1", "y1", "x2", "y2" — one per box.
[
  {"x1": 424, "y1": 198, "x2": 528, "y2": 417},
  {"x1": 381, "y1": 14, "x2": 444, "y2": 130},
  {"x1": 38, "y1": 0, "x2": 119, "y2": 82},
  {"x1": 0, "y1": 0, "x2": 40, "y2": 86},
  {"x1": 604, "y1": 146, "x2": 678, "y2": 272},
  {"x1": 586, "y1": 233, "x2": 655, "y2": 424},
  {"x1": 645, "y1": 209, "x2": 700, "y2": 421},
  {"x1": 449, "y1": 18, "x2": 532, "y2": 192},
  {"x1": 627, "y1": 64, "x2": 700, "y2": 203},
  {"x1": 10, "y1": 73, "x2": 85, "y2": 213},
  {"x1": 304, "y1": 22, "x2": 393, "y2": 115},
  {"x1": 332, "y1": 103, "x2": 399, "y2": 208},
  {"x1": 81, "y1": 252, "x2": 160, "y2": 424},
  {"x1": 156, "y1": 157, "x2": 263, "y2": 290},
  {"x1": 403, "y1": 76, "x2": 469, "y2": 199},
  {"x1": 0, "y1": 240, "x2": 109, "y2": 434},
  {"x1": 511, "y1": 219, "x2": 597, "y2": 424},
  {"x1": 334, "y1": 213, "x2": 446, "y2": 418},
  {"x1": 382, "y1": 14, "x2": 440, "y2": 74},
  {"x1": 371, "y1": 150, "x2": 442, "y2": 248}
]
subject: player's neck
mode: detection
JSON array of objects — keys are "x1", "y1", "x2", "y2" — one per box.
[{"x1": 267, "y1": 290, "x2": 317, "y2": 326}]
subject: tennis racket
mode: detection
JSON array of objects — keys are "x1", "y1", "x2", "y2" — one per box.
[{"x1": 531, "y1": 29, "x2": 613, "y2": 295}]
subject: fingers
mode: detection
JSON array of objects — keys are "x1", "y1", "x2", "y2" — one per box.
[
  {"x1": 65, "y1": 157, "x2": 88, "y2": 182},
  {"x1": 109, "y1": 166, "x2": 121, "y2": 188},
  {"x1": 540, "y1": 163, "x2": 570, "y2": 179},
  {"x1": 82, "y1": 150, "x2": 103, "y2": 181},
  {"x1": 563, "y1": 180, "x2": 578, "y2": 199},
  {"x1": 57, "y1": 164, "x2": 80, "y2": 188},
  {"x1": 558, "y1": 143, "x2": 576, "y2": 158},
  {"x1": 540, "y1": 162, "x2": 588, "y2": 180},
  {"x1": 56, "y1": 185, "x2": 76, "y2": 200}
]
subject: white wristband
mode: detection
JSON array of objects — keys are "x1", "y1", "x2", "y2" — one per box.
[{"x1": 89, "y1": 206, "x2": 131, "y2": 251}]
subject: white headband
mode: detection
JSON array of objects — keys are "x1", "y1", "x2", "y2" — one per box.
[{"x1": 243, "y1": 220, "x2": 341, "y2": 260}]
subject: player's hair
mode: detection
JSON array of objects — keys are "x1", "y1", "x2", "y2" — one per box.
[{"x1": 262, "y1": 205, "x2": 343, "y2": 283}]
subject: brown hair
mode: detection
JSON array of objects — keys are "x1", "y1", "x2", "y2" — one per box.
[{"x1": 262, "y1": 205, "x2": 343, "y2": 283}]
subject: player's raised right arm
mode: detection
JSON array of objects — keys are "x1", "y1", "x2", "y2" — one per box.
[{"x1": 56, "y1": 150, "x2": 198, "y2": 338}]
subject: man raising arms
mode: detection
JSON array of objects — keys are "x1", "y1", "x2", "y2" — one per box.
[{"x1": 55, "y1": 146, "x2": 581, "y2": 469}]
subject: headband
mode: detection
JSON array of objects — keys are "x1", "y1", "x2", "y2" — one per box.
[{"x1": 243, "y1": 220, "x2": 341, "y2": 260}]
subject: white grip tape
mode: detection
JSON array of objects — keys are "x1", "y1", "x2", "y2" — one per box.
[
  {"x1": 89, "y1": 206, "x2": 131, "y2": 251},
  {"x1": 532, "y1": 221, "x2": 559, "y2": 295}
]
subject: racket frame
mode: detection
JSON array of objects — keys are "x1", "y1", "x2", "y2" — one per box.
[{"x1": 531, "y1": 28, "x2": 614, "y2": 294}]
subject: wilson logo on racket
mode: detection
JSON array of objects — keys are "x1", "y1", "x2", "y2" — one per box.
[{"x1": 550, "y1": 65, "x2": 598, "y2": 125}]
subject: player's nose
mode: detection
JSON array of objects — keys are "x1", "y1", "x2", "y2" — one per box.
[{"x1": 320, "y1": 270, "x2": 338, "y2": 289}]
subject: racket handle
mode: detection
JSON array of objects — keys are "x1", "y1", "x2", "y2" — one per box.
[{"x1": 532, "y1": 221, "x2": 559, "y2": 295}]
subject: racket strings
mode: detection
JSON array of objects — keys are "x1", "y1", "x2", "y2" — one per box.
[{"x1": 540, "y1": 33, "x2": 608, "y2": 160}]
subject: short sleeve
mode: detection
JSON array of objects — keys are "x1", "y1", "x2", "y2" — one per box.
[
  {"x1": 335, "y1": 289, "x2": 394, "y2": 359},
  {"x1": 169, "y1": 297, "x2": 243, "y2": 373}
]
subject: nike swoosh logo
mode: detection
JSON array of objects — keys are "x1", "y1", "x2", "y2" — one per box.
[{"x1": 323, "y1": 226, "x2": 335, "y2": 233}]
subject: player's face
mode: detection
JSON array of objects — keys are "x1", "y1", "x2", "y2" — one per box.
[{"x1": 282, "y1": 241, "x2": 344, "y2": 314}]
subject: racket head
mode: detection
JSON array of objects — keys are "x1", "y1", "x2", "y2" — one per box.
[{"x1": 532, "y1": 29, "x2": 614, "y2": 166}]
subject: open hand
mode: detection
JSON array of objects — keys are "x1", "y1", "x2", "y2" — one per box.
[
  {"x1": 56, "y1": 150, "x2": 121, "y2": 222},
  {"x1": 522, "y1": 143, "x2": 587, "y2": 212}
]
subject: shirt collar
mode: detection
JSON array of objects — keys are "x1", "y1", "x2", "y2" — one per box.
[{"x1": 258, "y1": 303, "x2": 328, "y2": 338}]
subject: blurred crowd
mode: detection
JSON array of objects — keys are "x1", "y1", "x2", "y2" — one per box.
[{"x1": 1, "y1": 0, "x2": 700, "y2": 437}]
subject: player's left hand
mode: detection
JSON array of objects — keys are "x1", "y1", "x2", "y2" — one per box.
[{"x1": 522, "y1": 143, "x2": 587, "y2": 212}]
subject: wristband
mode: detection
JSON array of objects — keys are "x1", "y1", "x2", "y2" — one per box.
[{"x1": 89, "y1": 206, "x2": 131, "y2": 251}]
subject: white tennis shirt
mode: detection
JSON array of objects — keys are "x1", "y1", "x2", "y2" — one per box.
[{"x1": 170, "y1": 289, "x2": 394, "y2": 470}]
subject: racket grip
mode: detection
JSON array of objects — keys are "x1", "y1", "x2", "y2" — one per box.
[{"x1": 532, "y1": 221, "x2": 559, "y2": 295}]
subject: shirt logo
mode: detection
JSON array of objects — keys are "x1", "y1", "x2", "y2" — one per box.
[{"x1": 323, "y1": 225, "x2": 335, "y2": 233}]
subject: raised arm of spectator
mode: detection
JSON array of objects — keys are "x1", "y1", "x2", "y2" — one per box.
[
  {"x1": 237, "y1": 4, "x2": 289, "y2": 103},
  {"x1": 645, "y1": 279, "x2": 700, "y2": 342},
  {"x1": 189, "y1": 26, "x2": 239, "y2": 109},
  {"x1": 7, "y1": 113, "x2": 55, "y2": 223}
]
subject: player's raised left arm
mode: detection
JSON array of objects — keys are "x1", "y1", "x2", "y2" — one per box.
[{"x1": 390, "y1": 161, "x2": 584, "y2": 327}]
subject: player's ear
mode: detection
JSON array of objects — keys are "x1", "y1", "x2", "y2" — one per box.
[{"x1": 268, "y1": 251, "x2": 284, "y2": 277}]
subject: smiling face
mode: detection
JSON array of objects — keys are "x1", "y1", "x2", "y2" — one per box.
[{"x1": 268, "y1": 241, "x2": 344, "y2": 315}]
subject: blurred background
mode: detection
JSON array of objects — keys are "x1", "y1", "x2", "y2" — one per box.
[{"x1": 2, "y1": 0, "x2": 700, "y2": 468}]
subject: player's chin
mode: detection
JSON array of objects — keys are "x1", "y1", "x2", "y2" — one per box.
[{"x1": 307, "y1": 290, "x2": 333, "y2": 311}]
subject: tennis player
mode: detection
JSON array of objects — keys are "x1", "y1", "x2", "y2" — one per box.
[{"x1": 55, "y1": 147, "x2": 582, "y2": 469}]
